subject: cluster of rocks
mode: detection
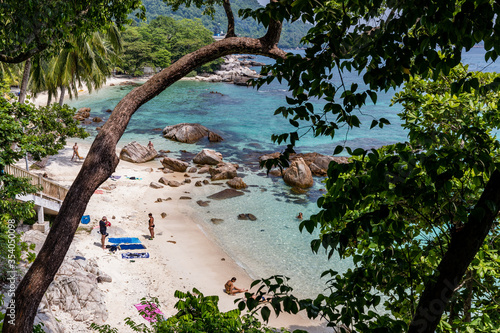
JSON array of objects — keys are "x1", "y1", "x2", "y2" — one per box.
[
  {"x1": 73, "y1": 107, "x2": 103, "y2": 124},
  {"x1": 0, "y1": 231, "x2": 111, "y2": 332},
  {"x1": 194, "y1": 55, "x2": 264, "y2": 86},
  {"x1": 260, "y1": 152, "x2": 349, "y2": 189}
]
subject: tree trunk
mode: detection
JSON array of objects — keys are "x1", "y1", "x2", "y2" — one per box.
[
  {"x1": 409, "y1": 169, "x2": 500, "y2": 333},
  {"x1": 2, "y1": 31, "x2": 285, "y2": 333},
  {"x1": 58, "y1": 86, "x2": 66, "y2": 106},
  {"x1": 18, "y1": 58, "x2": 31, "y2": 104}
]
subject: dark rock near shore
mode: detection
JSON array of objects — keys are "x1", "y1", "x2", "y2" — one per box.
[{"x1": 207, "y1": 189, "x2": 244, "y2": 200}]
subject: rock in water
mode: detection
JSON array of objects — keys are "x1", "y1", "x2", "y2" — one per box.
[
  {"x1": 207, "y1": 189, "x2": 245, "y2": 200},
  {"x1": 162, "y1": 123, "x2": 223, "y2": 143},
  {"x1": 283, "y1": 157, "x2": 314, "y2": 188},
  {"x1": 120, "y1": 141, "x2": 157, "y2": 163}
]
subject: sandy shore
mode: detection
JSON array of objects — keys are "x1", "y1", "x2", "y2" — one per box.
[{"x1": 25, "y1": 78, "x2": 330, "y2": 332}]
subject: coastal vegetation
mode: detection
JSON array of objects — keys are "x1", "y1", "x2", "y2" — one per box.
[
  {"x1": 120, "y1": 16, "x2": 221, "y2": 76},
  {"x1": 1, "y1": 1, "x2": 500, "y2": 333},
  {"x1": 139, "y1": 0, "x2": 309, "y2": 49}
]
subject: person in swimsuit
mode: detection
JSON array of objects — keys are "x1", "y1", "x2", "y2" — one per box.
[
  {"x1": 99, "y1": 216, "x2": 110, "y2": 250},
  {"x1": 224, "y1": 277, "x2": 247, "y2": 295},
  {"x1": 72, "y1": 143, "x2": 82, "y2": 160},
  {"x1": 148, "y1": 213, "x2": 155, "y2": 240}
]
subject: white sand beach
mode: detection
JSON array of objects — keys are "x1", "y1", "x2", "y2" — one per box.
[{"x1": 23, "y1": 77, "x2": 330, "y2": 332}]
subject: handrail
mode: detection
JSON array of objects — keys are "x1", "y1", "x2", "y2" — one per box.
[{"x1": 4, "y1": 165, "x2": 68, "y2": 202}]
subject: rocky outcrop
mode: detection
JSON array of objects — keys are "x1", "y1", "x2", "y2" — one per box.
[
  {"x1": 162, "y1": 123, "x2": 223, "y2": 144},
  {"x1": 194, "y1": 55, "x2": 260, "y2": 84},
  {"x1": 193, "y1": 149, "x2": 223, "y2": 165},
  {"x1": 161, "y1": 157, "x2": 189, "y2": 172},
  {"x1": 119, "y1": 141, "x2": 157, "y2": 163},
  {"x1": 283, "y1": 157, "x2": 314, "y2": 188},
  {"x1": 209, "y1": 162, "x2": 238, "y2": 180},
  {"x1": 227, "y1": 177, "x2": 247, "y2": 189},
  {"x1": 16, "y1": 231, "x2": 109, "y2": 331}
]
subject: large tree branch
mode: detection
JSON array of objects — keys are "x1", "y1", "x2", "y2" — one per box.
[
  {"x1": 3, "y1": 36, "x2": 286, "y2": 333},
  {"x1": 0, "y1": 45, "x2": 48, "y2": 64},
  {"x1": 409, "y1": 169, "x2": 500, "y2": 333}
]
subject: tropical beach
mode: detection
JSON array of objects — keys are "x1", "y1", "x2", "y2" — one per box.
[
  {"x1": 3, "y1": 0, "x2": 500, "y2": 331},
  {"x1": 19, "y1": 136, "x2": 330, "y2": 332}
]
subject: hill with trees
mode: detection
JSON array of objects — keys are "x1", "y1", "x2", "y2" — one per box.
[{"x1": 137, "y1": 0, "x2": 308, "y2": 48}]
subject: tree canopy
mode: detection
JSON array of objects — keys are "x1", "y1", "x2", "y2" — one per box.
[
  {"x1": 0, "y1": 0, "x2": 145, "y2": 64},
  {"x1": 120, "y1": 16, "x2": 219, "y2": 76}
]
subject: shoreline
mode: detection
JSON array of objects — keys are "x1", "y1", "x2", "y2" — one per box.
[{"x1": 26, "y1": 129, "x2": 329, "y2": 330}]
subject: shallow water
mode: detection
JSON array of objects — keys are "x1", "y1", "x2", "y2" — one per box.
[{"x1": 67, "y1": 47, "x2": 499, "y2": 299}]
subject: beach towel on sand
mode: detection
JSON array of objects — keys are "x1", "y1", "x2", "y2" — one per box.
[
  {"x1": 122, "y1": 252, "x2": 149, "y2": 259},
  {"x1": 134, "y1": 303, "x2": 164, "y2": 322},
  {"x1": 108, "y1": 237, "x2": 141, "y2": 244},
  {"x1": 119, "y1": 244, "x2": 146, "y2": 250},
  {"x1": 110, "y1": 175, "x2": 121, "y2": 180}
]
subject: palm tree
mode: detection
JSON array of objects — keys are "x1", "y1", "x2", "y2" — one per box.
[{"x1": 28, "y1": 24, "x2": 122, "y2": 106}]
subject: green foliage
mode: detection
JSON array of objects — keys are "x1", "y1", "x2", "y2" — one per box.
[
  {"x1": 0, "y1": 0, "x2": 145, "y2": 63},
  {"x1": 0, "y1": 80, "x2": 87, "y2": 281},
  {"x1": 137, "y1": 0, "x2": 309, "y2": 48},
  {"x1": 90, "y1": 290, "x2": 291, "y2": 332},
  {"x1": 120, "y1": 16, "x2": 220, "y2": 75},
  {"x1": 291, "y1": 68, "x2": 500, "y2": 331}
]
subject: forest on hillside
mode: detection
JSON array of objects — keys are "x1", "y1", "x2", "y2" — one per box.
[{"x1": 136, "y1": 0, "x2": 309, "y2": 48}]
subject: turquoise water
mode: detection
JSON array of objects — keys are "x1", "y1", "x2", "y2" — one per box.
[{"x1": 67, "y1": 47, "x2": 499, "y2": 299}]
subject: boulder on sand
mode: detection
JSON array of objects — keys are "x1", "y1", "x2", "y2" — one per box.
[
  {"x1": 120, "y1": 141, "x2": 157, "y2": 163},
  {"x1": 283, "y1": 157, "x2": 314, "y2": 188},
  {"x1": 161, "y1": 157, "x2": 189, "y2": 172},
  {"x1": 162, "y1": 123, "x2": 223, "y2": 144},
  {"x1": 193, "y1": 149, "x2": 223, "y2": 165}
]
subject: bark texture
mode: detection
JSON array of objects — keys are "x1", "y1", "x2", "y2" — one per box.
[
  {"x1": 409, "y1": 169, "x2": 500, "y2": 333},
  {"x1": 18, "y1": 59, "x2": 31, "y2": 104},
  {"x1": 3, "y1": 13, "x2": 285, "y2": 333}
]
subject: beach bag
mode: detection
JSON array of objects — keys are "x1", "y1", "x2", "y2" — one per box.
[{"x1": 81, "y1": 215, "x2": 90, "y2": 224}]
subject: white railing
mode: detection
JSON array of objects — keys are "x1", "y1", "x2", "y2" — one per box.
[{"x1": 4, "y1": 165, "x2": 68, "y2": 203}]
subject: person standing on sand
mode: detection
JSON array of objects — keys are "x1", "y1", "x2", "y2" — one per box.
[
  {"x1": 148, "y1": 213, "x2": 155, "y2": 240},
  {"x1": 72, "y1": 143, "x2": 83, "y2": 160},
  {"x1": 99, "y1": 216, "x2": 110, "y2": 250},
  {"x1": 225, "y1": 277, "x2": 247, "y2": 295}
]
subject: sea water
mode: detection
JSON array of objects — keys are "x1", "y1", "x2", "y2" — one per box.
[{"x1": 66, "y1": 47, "x2": 499, "y2": 299}]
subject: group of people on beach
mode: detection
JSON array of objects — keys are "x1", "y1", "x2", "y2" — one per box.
[{"x1": 99, "y1": 213, "x2": 155, "y2": 249}]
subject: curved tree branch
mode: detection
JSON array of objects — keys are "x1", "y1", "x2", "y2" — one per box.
[
  {"x1": 3, "y1": 34, "x2": 286, "y2": 332},
  {"x1": 222, "y1": 0, "x2": 236, "y2": 38}
]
